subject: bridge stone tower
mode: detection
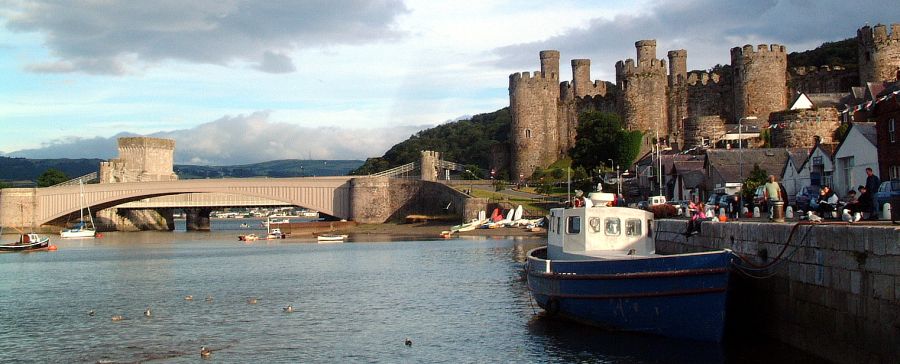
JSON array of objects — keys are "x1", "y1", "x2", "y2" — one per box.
[
  {"x1": 858, "y1": 23, "x2": 900, "y2": 85},
  {"x1": 99, "y1": 137, "x2": 178, "y2": 183},
  {"x1": 509, "y1": 50, "x2": 561, "y2": 182},
  {"x1": 667, "y1": 50, "x2": 688, "y2": 146},
  {"x1": 616, "y1": 40, "x2": 669, "y2": 139},
  {"x1": 731, "y1": 44, "x2": 788, "y2": 128}
]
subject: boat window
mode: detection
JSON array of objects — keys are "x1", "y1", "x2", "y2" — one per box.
[
  {"x1": 625, "y1": 218, "x2": 642, "y2": 236},
  {"x1": 556, "y1": 217, "x2": 562, "y2": 235},
  {"x1": 647, "y1": 219, "x2": 653, "y2": 237},
  {"x1": 605, "y1": 217, "x2": 620, "y2": 236},
  {"x1": 588, "y1": 217, "x2": 602, "y2": 233},
  {"x1": 566, "y1": 216, "x2": 581, "y2": 234}
]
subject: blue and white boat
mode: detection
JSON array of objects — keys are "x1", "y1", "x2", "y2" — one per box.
[{"x1": 525, "y1": 192, "x2": 733, "y2": 342}]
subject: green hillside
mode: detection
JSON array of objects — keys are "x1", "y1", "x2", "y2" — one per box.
[
  {"x1": 174, "y1": 159, "x2": 363, "y2": 179},
  {"x1": 787, "y1": 37, "x2": 857, "y2": 69},
  {"x1": 351, "y1": 108, "x2": 511, "y2": 177},
  {"x1": 0, "y1": 156, "x2": 102, "y2": 186}
]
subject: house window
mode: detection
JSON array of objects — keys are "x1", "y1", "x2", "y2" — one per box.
[
  {"x1": 890, "y1": 165, "x2": 900, "y2": 180},
  {"x1": 525, "y1": 129, "x2": 532, "y2": 138},
  {"x1": 890, "y1": 118, "x2": 896, "y2": 143},
  {"x1": 839, "y1": 156, "x2": 854, "y2": 193}
]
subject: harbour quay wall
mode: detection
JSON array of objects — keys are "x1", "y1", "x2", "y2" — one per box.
[
  {"x1": 655, "y1": 220, "x2": 899, "y2": 364},
  {"x1": 350, "y1": 177, "x2": 486, "y2": 224}
]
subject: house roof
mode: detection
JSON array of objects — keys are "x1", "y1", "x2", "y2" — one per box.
[
  {"x1": 782, "y1": 148, "x2": 812, "y2": 176},
  {"x1": 854, "y1": 122, "x2": 878, "y2": 145},
  {"x1": 705, "y1": 148, "x2": 801, "y2": 183},
  {"x1": 807, "y1": 93, "x2": 847, "y2": 110}
]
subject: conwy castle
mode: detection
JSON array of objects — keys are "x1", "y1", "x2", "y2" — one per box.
[{"x1": 506, "y1": 23, "x2": 900, "y2": 180}]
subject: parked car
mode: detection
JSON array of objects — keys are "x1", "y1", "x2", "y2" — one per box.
[
  {"x1": 795, "y1": 185, "x2": 820, "y2": 211},
  {"x1": 875, "y1": 180, "x2": 900, "y2": 212}
]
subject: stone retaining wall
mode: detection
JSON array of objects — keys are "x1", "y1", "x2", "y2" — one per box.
[{"x1": 655, "y1": 220, "x2": 899, "y2": 364}]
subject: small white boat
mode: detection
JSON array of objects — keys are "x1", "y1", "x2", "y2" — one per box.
[
  {"x1": 60, "y1": 181, "x2": 96, "y2": 239},
  {"x1": 1, "y1": 233, "x2": 51, "y2": 252},
  {"x1": 450, "y1": 218, "x2": 488, "y2": 233},
  {"x1": 316, "y1": 234, "x2": 347, "y2": 243}
]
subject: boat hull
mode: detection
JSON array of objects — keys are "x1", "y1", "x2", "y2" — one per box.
[
  {"x1": 0, "y1": 238, "x2": 50, "y2": 252},
  {"x1": 60, "y1": 229, "x2": 96, "y2": 238},
  {"x1": 525, "y1": 247, "x2": 732, "y2": 342}
]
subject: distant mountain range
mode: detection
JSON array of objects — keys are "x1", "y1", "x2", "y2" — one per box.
[{"x1": 0, "y1": 156, "x2": 363, "y2": 186}]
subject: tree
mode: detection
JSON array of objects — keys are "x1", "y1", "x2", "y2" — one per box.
[
  {"x1": 833, "y1": 122, "x2": 851, "y2": 143},
  {"x1": 37, "y1": 168, "x2": 69, "y2": 187},
  {"x1": 741, "y1": 164, "x2": 769, "y2": 201},
  {"x1": 569, "y1": 111, "x2": 644, "y2": 174}
]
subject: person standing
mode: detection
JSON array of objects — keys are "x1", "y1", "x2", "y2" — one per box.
[
  {"x1": 763, "y1": 175, "x2": 782, "y2": 220},
  {"x1": 865, "y1": 168, "x2": 880, "y2": 219}
]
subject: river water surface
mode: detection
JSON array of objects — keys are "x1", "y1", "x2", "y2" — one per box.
[{"x1": 1, "y1": 220, "x2": 820, "y2": 363}]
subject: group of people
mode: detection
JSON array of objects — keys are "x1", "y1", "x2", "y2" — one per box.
[{"x1": 814, "y1": 167, "x2": 880, "y2": 221}]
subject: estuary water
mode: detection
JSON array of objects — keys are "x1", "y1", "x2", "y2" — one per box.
[{"x1": 1, "y1": 221, "x2": 819, "y2": 363}]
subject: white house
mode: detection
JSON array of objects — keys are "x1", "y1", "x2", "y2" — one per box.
[
  {"x1": 781, "y1": 150, "x2": 811, "y2": 199},
  {"x1": 796, "y1": 141, "x2": 837, "y2": 192},
  {"x1": 832, "y1": 122, "x2": 879, "y2": 197}
]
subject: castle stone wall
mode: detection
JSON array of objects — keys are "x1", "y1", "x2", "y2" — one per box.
[
  {"x1": 616, "y1": 41, "x2": 669, "y2": 136},
  {"x1": 509, "y1": 69, "x2": 559, "y2": 181},
  {"x1": 686, "y1": 71, "x2": 732, "y2": 119},
  {"x1": 790, "y1": 66, "x2": 859, "y2": 94},
  {"x1": 684, "y1": 116, "x2": 727, "y2": 148},
  {"x1": 668, "y1": 50, "x2": 688, "y2": 146},
  {"x1": 100, "y1": 137, "x2": 178, "y2": 183},
  {"x1": 732, "y1": 44, "x2": 788, "y2": 127},
  {"x1": 769, "y1": 107, "x2": 841, "y2": 148},
  {"x1": 858, "y1": 24, "x2": 900, "y2": 85}
]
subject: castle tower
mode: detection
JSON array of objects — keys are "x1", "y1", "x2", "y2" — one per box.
[
  {"x1": 616, "y1": 40, "x2": 669, "y2": 138},
  {"x1": 99, "y1": 137, "x2": 178, "y2": 183},
  {"x1": 509, "y1": 51, "x2": 561, "y2": 182},
  {"x1": 667, "y1": 50, "x2": 688, "y2": 145},
  {"x1": 858, "y1": 24, "x2": 900, "y2": 85},
  {"x1": 731, "y1": 44, "x2": 788, "y2": 127},
  {"x1": 571, "y1": 59, "x2": 592, "y2": 98}
]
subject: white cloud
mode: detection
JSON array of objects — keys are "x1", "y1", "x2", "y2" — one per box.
[{"x1": 7, "y1": 111, "x2": 426, "y2": 164}]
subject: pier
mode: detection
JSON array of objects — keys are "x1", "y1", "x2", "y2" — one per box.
[{"x1": 656, "y1": 220, "x2": 899, "y2": 364}]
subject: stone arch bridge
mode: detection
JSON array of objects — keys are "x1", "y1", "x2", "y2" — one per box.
[{"x1": 0, "y1": 176, "x2": 485, "y2": 232}]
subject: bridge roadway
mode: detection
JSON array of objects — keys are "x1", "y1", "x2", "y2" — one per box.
[{"x1": 0, "y1": 177, "x2": 353, "y2": 228}]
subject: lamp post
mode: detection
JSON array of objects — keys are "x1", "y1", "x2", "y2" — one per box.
[{"x1": 738, "y1": 116, "x2": 758, "y2": 181}]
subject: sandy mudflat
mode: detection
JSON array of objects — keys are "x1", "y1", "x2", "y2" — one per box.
[{"x1": 332, "y1": 222, "x2": 546, "y2": 238}]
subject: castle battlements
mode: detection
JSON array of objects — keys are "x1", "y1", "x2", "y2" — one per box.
[
  {"x1": 858, "y1": 24, "x2": 900, "y2": 46},
  {"x1": 790, "y1": 65, "x2": 847, "y2": 76},
  {"x1": 615, "y1": 58, "x2": 668, "y2": 75},
  {"x1": 509, "y1": 71, "x2": 558, "y2": 89},
  {"x1": 686, "y1": 71, "x2": 723, "y2": 86},
  {"x1": 731, "y1": 44, "x2": 787, "y2": 59}
]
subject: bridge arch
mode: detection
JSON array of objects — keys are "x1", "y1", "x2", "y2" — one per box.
[{"x1": 19, "y1": 177, "x2": 352, "y2": 226}]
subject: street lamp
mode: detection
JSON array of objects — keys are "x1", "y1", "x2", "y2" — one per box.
[{"x1": 738, "y1": 116, "x2": 758, "y2": 181}]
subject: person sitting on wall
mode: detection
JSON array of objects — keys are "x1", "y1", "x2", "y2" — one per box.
[
  {"x1": 845, "y1": 185, "x2": 873, "y2": 218},
  {"x1": 815, "y1": 185, "x2": 839, "y2": 219},
  {"x1": 845, "y1": 189, "x2": 858, "y2": 205},
  {"x1": 685, "y1": 202, "x2": 707, "y2": 236}
]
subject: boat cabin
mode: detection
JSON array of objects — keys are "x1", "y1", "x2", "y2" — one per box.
[{"x1": 547, "y1": 193, "x2": 655, "y2": 260}]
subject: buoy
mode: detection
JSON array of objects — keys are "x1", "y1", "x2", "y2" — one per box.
[
  {"x1": 753, "y1": 207, "x2": 761, "y2": 218},
  {"x1": 48, "y1": 245, "x2": 58, "y2": 251},
  {"x1": 96, "y1": 233, "x2": 103, "y2": 238},
  {"x1": 718, "y1": 208, "x2": 726, "y2": 217},
  {"x1": 785, "y1": 206, "x2": 794, "y2": 219},
  {"x1": 882, "y1": 203, "x2": 891, "y2": 220},
  {"x1": 719, "y1": 215, "x2": 728, "y2": 222}
]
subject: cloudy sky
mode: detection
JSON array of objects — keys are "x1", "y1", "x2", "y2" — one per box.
[{"x1": 1, "y1": 0, "x2": 898, "y2": 165}]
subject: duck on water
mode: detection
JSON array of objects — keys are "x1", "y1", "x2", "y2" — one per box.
[{"x1": 524, "y1": 191, "x2": 733, "y2": 342}]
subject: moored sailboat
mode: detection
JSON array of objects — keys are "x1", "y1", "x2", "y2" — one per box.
[{"x1": 60, "y1": 181, "x2": 96, "y2": 238}]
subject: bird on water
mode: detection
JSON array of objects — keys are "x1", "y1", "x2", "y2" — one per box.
[
  {"x1": 111, "y1": 315, "x2": 124, "y2": 321},
  {"x1": 185, "y1": 295, "x2": 194, "y2": 301},
  {"x1": 87, "y1": 310, "x2": 95, "y2": 316},
  {"x1": 200, "y1": 346, "x2": 212, "y2": 358},
  {"x1": 283, "y1": 305, "x2": 294, "y2": 313},
  {"x1": 405, "y1": 338, "x2": 413, "y2": 347},
  {"x1": 205, "y1": 295, "x2": 214, "y2": 302},
  {"x1": 248, "y1": 298, "x2": 258, "y2": 304},
  {"x1": 144, "y1": 308, "x2": 152, "y2": 317}
]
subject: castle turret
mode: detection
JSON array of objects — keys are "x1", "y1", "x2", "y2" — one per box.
[
  {"x1": 667, "y1": 50, "x2": 688, "y2": 146},
  {"x1": 616, "y1": 40, "x2": 669, "y2": 139},
  {"x1": 509, "y1": 51, "x2": 561, "y2": 182},
  {"x1": 731, "y1": 44, "x2": 788, "y2": 127},
  {"x1": 99, "y1": 137, "x2": 178, "y2": 183},
  {"x1": 540, "y1": 50, "x2": 560, "y2": 78},
  {"x1": 858, "y1": 24, "x2": 900, "y2": 85}
]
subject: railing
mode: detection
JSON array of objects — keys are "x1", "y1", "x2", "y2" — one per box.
[
  {"x1": 437, "y1": 160, "x2": 467, "y2": 172},
  {"x1": 50, "y1": 172, "x2": 98, "y2": 187},
  {"x1": 370, "y1": 162, "x2": 417, "y2": 178}
]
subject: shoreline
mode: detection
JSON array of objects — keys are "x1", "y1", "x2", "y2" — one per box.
[{"x1": 332, "y1": 222, "x2": 547, "y2": 238}]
